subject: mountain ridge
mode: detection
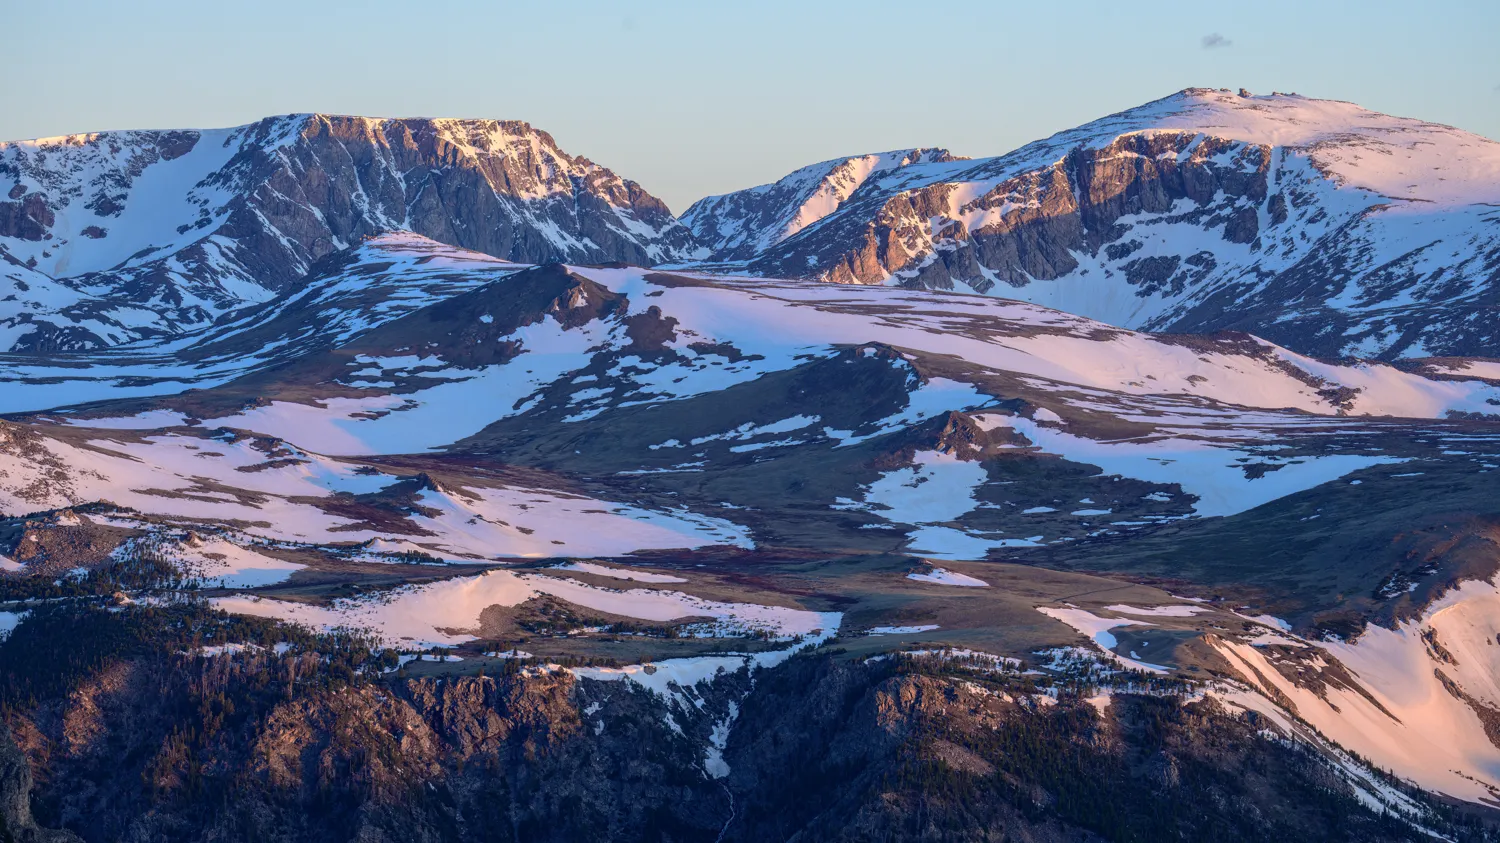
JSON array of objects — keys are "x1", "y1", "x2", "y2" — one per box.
[
  {"x1": 0, "y1": 113, "x2": 696, "y2": 352},
  {"x1": 5, "y1": 89, "x2": 1500, "y2": 358}
]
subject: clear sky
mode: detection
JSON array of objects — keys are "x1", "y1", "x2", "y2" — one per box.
[{"x1": 6, "y1": 0, "x2": 1497, "y2": 213}]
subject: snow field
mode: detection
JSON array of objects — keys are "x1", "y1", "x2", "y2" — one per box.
[
  {"x1": 907, "y1": 568, "x2": 990, "y2": 587},
  {"x1": 0, "y1": 428, "x2": 753, "y2": 558},
  {"x1": 214, "y1": 568, "x2": 838, "y2": 650},
  {"x1": 1213, "y1": 577, "x2": 1500, "y2": 803}
]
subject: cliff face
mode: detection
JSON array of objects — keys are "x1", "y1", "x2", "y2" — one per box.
[
  {"x1": 1, "y1": 722, "x2": 81, "y2": 843},
  {"x1": 758, "y1": 132, "x2": 1271, "y2": 292},
  {"x1": 0, "y1": 602, "x2": 738, "y2": 843},
  {"x1": 214, "y1": 116, "x2": 696, "y2": 282},
  {"x1": 717, "y1": 657, "x2": 1433, "y2": 843}
]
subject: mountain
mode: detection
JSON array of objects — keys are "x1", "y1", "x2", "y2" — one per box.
[
  {"x1": 677, "y1": 88, "x2": 1500, "y2": 360},
  {"x1": 0, "y1": 114, "x2": 695, "y2": 352}
]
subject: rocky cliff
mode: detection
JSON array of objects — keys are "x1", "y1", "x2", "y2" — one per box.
[{"x1": 1, "y1": 722, "x2": 81, "y2": 843}]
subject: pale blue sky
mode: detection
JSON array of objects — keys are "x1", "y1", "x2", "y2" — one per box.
[{"x1": 6, "y1": 0, "x2": 1497, "y2": 212}]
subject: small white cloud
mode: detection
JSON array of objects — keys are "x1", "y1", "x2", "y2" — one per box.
[{"x1": 1202, "y1": 33, "x2": 1233, "y2": 49}]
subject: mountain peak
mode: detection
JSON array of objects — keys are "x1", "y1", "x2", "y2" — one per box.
[{"x1": 676, "y1": 89, "x2": 1500, "y2": 359}]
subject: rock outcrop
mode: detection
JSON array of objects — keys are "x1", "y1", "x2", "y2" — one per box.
[{"x1": 0, "y1": 723, "x2": 82, "y2": 843}]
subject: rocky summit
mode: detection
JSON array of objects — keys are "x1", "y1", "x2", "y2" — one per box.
[{"x1": 2, "y1": 87, "x2": 1500, "y2": 843}]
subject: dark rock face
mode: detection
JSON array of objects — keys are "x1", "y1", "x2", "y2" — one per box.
[
  {"x1": 216, "y1": 116, "x2": 695, "y2": 286},
  {"x1": 1, "y1": 602, "x2": 735, "y2": 843},
  {"x1": 715, "y1": 657, "x2": 1435, "y2": 843},
  {"x1": 0, "y1": 193, "x2": 54, "y2": 241},
  {"x1": 1, "y1": 723, "x2": 82, "y2": 843}
]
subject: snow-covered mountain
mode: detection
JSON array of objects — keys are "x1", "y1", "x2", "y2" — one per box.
[
  {"x1": 681, "y1": 148, "x2": 960, "y2": 262},
  {"x1": 8, "y1": 242, "x2": 1498, "y2": 421},
  {"x1": 0, "y1": 114, "x2": 694, "y2": 352},
  {"x1": 677, "y1": 89, "x2": 1500, "y2": 359},
  {"x1": 7, "y1": 92, "x2": 1499, "y2": 361}
]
